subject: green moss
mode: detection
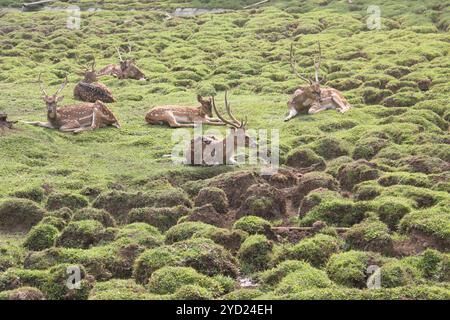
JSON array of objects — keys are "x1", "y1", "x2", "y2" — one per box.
[
  {"x1": 238, "y1": 235, "x2": 273, "y2": 274},
  {"x1": 147, "y1": 266, "x2": 223, "y2": 296},
  {"x1": 72, "y1": 208, "x2": 116, "y2": 228},
  {"x1": 285, "y1": 147, "x2": 326, "y2": 170},
  {"x1": 0, "y1": 198, "x2": 45, "y2": 232},
  {"x1": 172, "y1": 284, "x2": 214, "y2": 300},
  {"x1": 165, "y1": 222, "x2": 217, "y2": 244},
  {"x1": 43, "y1": 264, "x2": 93, "y2": 300},
  {"x1": 377, "y1": 260, "x2": 420, "y2": 288},
  {"x1": 259, "y1": 260, "x2": 314, "y2": 288},
  {"x1": 326, "y1": 251, "x2": 385, "y2": 288},
  {"x1": 133, "y1": 238, "x2": 238, "y2": 284},
  {"x1": 46, "y1": 193, "x2": 89, "y2": 211},
  {"x1": 0, "y1": 244, "x2": 24, "y2": 272},
  {"x1": 10, "y1": 186, "x2": 45, "y2": 203},
  {"x1": 285, "y1": 234, "x2": 343, "y2": 267},
  {"x1": 24, "y1": 224, "x2": 59, "y2": 251},
  {"x1": 128, "y1": 206, "x2": 189, "y2": 232},
  {"x1": 56, "y1": 220, "x2": 105, "y2": 249},
  {"x1": 345, "y1": 216, "x2": 393, "y2": 253},
  {"x1": 116, "y1": 223, "x2": 163, "y2": 248},
  {"x1": 194, "y1": 187, "x2": 229, "y2": 214},
  {"x1": 223, "y1": 288, "x2": 263, "y2": 300},
  {"x1": 89, "y1": 279, "x2": 160, "y2": 300},
  {"x1": 0, "y1": 287, "x2": 44, "y2": 300},
  {"x1": 311, "y1": 137, "x2": 349, "y2": 160},
  {"x1": 337, "y1": 160, "x2": 380, "y2": 191},
  {"x1": 373, "y1": 197, "x2": 413, "y2": 230},
  {"x1": 274, "y1": 264, "x2": 335, "y2": 295},
  {"x1": 233, "y1": 216, "x2": 271, "y2": 235}
]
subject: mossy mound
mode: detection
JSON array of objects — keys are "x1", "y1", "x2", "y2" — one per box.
[
  {"x1": 0, "y1": 198, "x2": 45, "y2": 232},
  {"x1": 128, "y1": 206, "x2": 189, "y2": 232},
  {"x1": 56, "y1": 220, "x2": 105, "y2": 249},
  {"x1": 293, "y1": 172, "x2": 340, "y2": 207},
  {"x1": 184, "y1": 204, "x2": 225, "y2": 228},
  {"x1": 88, "y1": 279, "x2": 159, "y2": 300},
  {"x1": 345, "y1": 216, "x2": 393, "y2": 254},
  {"x1": 0, "y1": 244, "x2": 24, "y2": 272},
  {"x1": 172, "y1": 285, "x2": 214, "y2": 300},
  {"x1": 46, "y1": 193, "x2": 89, "y2": 211},
  {"x1": 24, "y1": 224, "x2": 59, "y2": 251},
  {"x1": 93, "y1": 189, "x2": 192, "y2": 224},
  {"x1": 326, "y1": 251, "x2": 386, "y2": 288},
  {"x1": 298, "y1": 188, "x2": 342, "y2": 217},
  {"x1": 238, "y1": 235, "x2": 273, "y2": 274},
  {"x1": 284, "y1": 234, "x2": 343, "y2": 267},
  {"x1": 337, "y1": 160, "x2": 380, "y2": 191},
  {"x1": 237, "y1": 183, "x2": 286, "y2": 220},
  {"x1": 147, "y1": 266, "x2": 223, "y2": 296},
  {"x1": 233, "y1": 216, "x2": 272, "y2": 235},
  {"x1": 311, "y1": 137, "x2": 350, "y2": 160},
  {"x1": 43, "y1": 264, "x2": 93, "y2": 300},
  {"x1": 165, "y1": 222, "x2": 217, "y2": 244},
  {"x1": 133, "y1": 238, "x2": 238, "y2": 284},
  {"x1": 72, "y1": 208, "x2": 117, "y2": 228},
  {"x1": 0, "y1": 287, "x2": 45, "y2": 300},
  {"x1": 116, "y1": 223, "x2": 163, "y2": 248},
  {"x1": 285, "y1": 147, "x2": 326, "y2": 170},
  {"x1": 194, "y1": 187, "x2": 229, "y2": 214}
]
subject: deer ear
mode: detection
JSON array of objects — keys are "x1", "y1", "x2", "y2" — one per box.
[{"x1": 197, "y1": 95, "x2": 203, "y2": 103}]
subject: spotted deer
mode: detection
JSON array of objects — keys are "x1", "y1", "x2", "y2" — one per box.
[
  {"x1": 285, "y1": 41, "x2": 351, "y2": 122},
  {"x1": 186, "y1": 92, "x2": 258, "y2": 166},
  {"x1": 74, "y1": 58, "x2": 116, "y2": 103},
  {"x1": 145, "y1": 95, "x2": 226, "y2": 128},
  {"x1": 23, "y1": 74, "x2": 120, "y2": 133},
  {"x1": 0, "y1": 112, "x2": 17, "y2": 130},
  {"x1": 98, "y1": 45, "x2": 147, "y2": 81}
]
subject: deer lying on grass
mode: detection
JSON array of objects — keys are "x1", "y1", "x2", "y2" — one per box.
[
  {"x1": 285, "y1": 41, "x2": 351, "y2": 122},
  {"x1": 74, "y1": 58, "x2": 116, "y2": 103},
  {"x1": 145, "y1": 95, "x2": 226, "y2": 128},
  {"x1": 98, "y1": 45, "x2": 147, "y2": 81},
  {"x1": 23, "y1": 74, "x2": 120, "y2": 133},
  {"x1": 186, "y1": 92, "x2": 258, "y2": 166}
]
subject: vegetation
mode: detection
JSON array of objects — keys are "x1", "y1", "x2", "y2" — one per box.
[{"x1": 0, "y1": 0, "x2": 448, "y2": 300}]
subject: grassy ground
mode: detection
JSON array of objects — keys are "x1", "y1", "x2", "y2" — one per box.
[{"x1": 0, "y1": 0, "x2": 449, "y2": 300}]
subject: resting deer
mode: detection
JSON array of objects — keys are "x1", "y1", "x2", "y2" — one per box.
[
  {"x1": 145, "y1": 95, "x2": 225, "y2": 128},
  {"x1": 186, "y1": 92, "x2": 258, "y2": 166},
  {"x1": 285, "y1": 41, "x2": 351, "y2": 122},
  {"x1": 23, "y1": 74, "x2": 120, "y2": 133},
  {"x1": 74, "y1": 58, "x2": 116, "y2": 103},
  {"x1": 98, "y1": 45, "x2": 147, "y2": 81}
]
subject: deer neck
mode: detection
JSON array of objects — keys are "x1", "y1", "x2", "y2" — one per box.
[
  {"x1": 47, "y1": 106, "x2": 58, "y2": 125},
  {"x1": 197, "y1": 106, "x2": 206, "y2": 117}
]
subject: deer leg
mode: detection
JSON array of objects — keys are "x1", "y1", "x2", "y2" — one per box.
[
  {"x1": 205, "y1": 119, "x2": 226, "y2": 126},
  {"x1": 332, "y1": 94, "x2": 350, "y2": 113},
  {"x1": 308, "y1": 103, "x2": 328, "y2": 115},
  {"x1": 284, "y1": 108, "x2": 298, "y2": 122},
  {"x1": 166, "y1": 113, "x2": 196, "y2": 128},
  {"x1": 59, "y1": 121, "x2": 83, "y2": 132},
  {"x1": 22, "y1": 121, "x2": 54, "y2": 129}
]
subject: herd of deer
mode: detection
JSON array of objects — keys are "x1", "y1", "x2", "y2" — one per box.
[{"x1": 21, "y1": 41, "x2": 351, "y2": 165}]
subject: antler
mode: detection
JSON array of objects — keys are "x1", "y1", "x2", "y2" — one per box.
[
  {"x1": 38, "y1": 73, "x2": 48, "y2": 96},
  {"x1": 54, "y1": 76, "x2": 68, "y2": 96},
  {"x1": 290, "y1": 43, "x2": 312, "y2": 84},
  {"x1": 313, "y1": 41, "x2": 322, "y2": 83},
  {"x1": 91, "y1": 56, "x2": 96, "y2": 71},
  {"x1": 212, "y1": 92, "x2": 247, "y2": 129},
  {"x1": 115, "y1": 46, "x2": 124, "y2": 62}
]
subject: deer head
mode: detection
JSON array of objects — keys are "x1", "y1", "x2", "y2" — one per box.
[
  {"x1": 78, "y1": 57, "x2": 98, "y2": 83},
  {"x1": 197, "y1": 95, "x2": 214, "y2": 118},
  {"x1": 39, "y1": 74, "x2": 67, "y2": 117},
  {"x1": 115, "y1": 44, "x2": 147, "y2": 81},
  {"x1": 289, "y1": 40, "x2": 326, "y2": 103},
  {"x1": 212, "y1": 92, "x2": 258, "y2": 149}
]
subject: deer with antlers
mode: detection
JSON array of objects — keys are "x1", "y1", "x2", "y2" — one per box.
[
  {"x1": 145, "y1": 95, "x2": 226, "y2": 128},
  {"x1": 98, "y1": 45, "x2": 147, "y2": 81},
  {"x1": 186, "y1": 92, "x2": 258, "y2": 166},
  {"x1": 285, "y1": 41, "x2": 351, "y2": 122},
  {"x1": 23, "y1": 74, "x2": 120, "y2": 133},
  {"x1": 74, "y1": 57, "x2": 116, "y2": 103}
]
